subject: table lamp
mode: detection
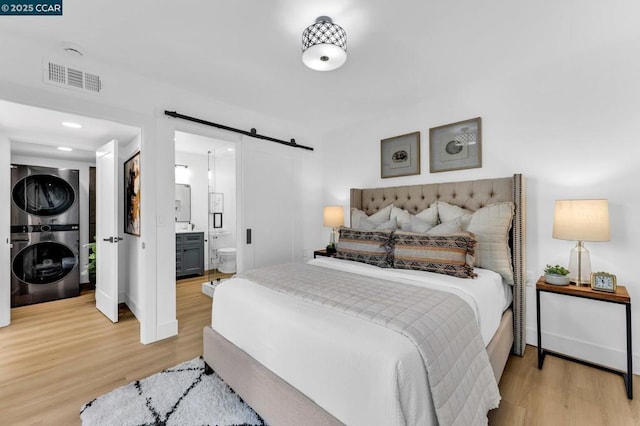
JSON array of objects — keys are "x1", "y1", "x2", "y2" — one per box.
[
  {"x1": 552, "y1": 199, "x2": 610, "y2": 285},
  {"x1": 323, "y1": 206, "x2": 344, "y2": 253}
]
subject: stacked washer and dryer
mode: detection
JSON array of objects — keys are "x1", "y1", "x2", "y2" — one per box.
[{"x1": 10, "y1": 165, "x2": 80, "y2": 307}]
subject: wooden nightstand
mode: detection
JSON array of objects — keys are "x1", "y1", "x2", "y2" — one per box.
[
  {"x1": 313, "y1": 249, "x2": 336, "y2": 259},
  {"x1": 536, "y1": 276, "x2": 632, "y2": 399}
]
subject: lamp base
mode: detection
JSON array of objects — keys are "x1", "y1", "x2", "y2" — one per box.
[{"x1": 568, "y1": 241, "x2": 591, "y2": 286}]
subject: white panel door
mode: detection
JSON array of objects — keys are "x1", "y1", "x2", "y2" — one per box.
[
  {"x1": 96, "y1": 140, "x2": 119, "y2": 322},
  {"x1": 242, "y1": 146, "x2": 294, "y2": 270}
]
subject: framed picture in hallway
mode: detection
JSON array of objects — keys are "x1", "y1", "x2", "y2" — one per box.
[{"x1": 124, "y1": 151, "x2": 141, "y2": 236}]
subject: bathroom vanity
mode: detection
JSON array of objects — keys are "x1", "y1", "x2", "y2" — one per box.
[{"x1": 175, "y1": 231, "x2": 204, "y2": 278}]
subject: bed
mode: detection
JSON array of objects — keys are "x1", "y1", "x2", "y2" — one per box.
[{"x1": 203, "y1": 174, "x2": 526, "y2": 426}]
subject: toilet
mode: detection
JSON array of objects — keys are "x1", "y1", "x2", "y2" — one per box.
[{"x1": 217, "y1": 248, "x2": 237, "y2": 274}]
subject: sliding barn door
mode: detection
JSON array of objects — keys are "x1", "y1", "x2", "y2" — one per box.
[{"x1": 241, "y1": 144, "x2": 294, "y2": 271}]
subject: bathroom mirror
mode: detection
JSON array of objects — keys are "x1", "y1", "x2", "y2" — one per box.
[{"x1": 175, "y1": 184, "x2": 191, "y2": 222}]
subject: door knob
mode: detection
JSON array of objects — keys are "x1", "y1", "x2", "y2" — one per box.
[{"x1": 103, "y1": 237, "x2": 114, "y2": 242}]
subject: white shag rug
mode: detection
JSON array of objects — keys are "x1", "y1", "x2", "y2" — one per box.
[{"x1": 80, "y1": 357, "x2": 265, "y2": 426}]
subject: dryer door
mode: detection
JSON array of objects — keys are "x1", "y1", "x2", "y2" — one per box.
[{"x1": 12, "y1": 174, "x2": 76, "y2": 219}]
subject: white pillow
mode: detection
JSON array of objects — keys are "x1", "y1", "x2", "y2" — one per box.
[
  {"x1": 359, "y1": 216, "x2": 397, "y2": 230},
  {"x1": 350, "y1": 204, "x2": 392, "y2": 229},
  {"x1": 426, "y1": 217, "x2": 462, "y2": 235},
  {"x1": 414, "y1": 204, "x2": 439, "y2": 227},
  {"x1": 409, "y1": 215, "x2": 434, "y2": 233},
  {"x1": 390, "y1": 206, "x2": 412, "y2": 229},
  {"x1": 436, "y1": 201, "x2": 472, "y2": 228},
  {"x1": 466, "y1": 202, "x2": 515, "y2": 284}
]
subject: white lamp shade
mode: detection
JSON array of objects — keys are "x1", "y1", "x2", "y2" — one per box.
[
  {"x1": 552, "y1": 199, "x2": 610, "y2": 242},
  {"x1": 302, "y1": 44, "x2": 347, "y2": 71},
  {"x1": 323, "y1": 206, "x2": 344, "y2": 228}
]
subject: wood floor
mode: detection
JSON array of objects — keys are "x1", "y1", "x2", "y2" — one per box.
[
  {"x1": 490, "y1": 347, "x2": 640, "y2": 426},
  {"x1": 1, "y1": 276, "x2": 639, "y2": 425},
  {"x1": 0, "y1": 274, "x2": 215, "y2": 426}
]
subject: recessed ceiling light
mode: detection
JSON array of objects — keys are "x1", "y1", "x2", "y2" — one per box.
[
  {"x1": 58, "y1": 147, "x2": 73, "y2": 152},
  {"x1": 62, "y1": 121, "x2": 82, "y2": 129},
  {"x1": 227, "y1": 148, "x2": 233, "y2": 152}
]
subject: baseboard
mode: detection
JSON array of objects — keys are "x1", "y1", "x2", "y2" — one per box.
[
  {"x1": 526, "y1": 327, "x2": 639, "y2": 375},
  {"x1": 125, "y1": 294, "x2": 141, "y2": 321},
  {"x1": 156, "y1": 319, "x2": 178, "y2": 341}
]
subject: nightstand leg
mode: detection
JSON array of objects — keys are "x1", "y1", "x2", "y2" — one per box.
[
  {"x1": 626, "y1": 302, "x2": 633, "y2": 399},
  {"x1": 537, "y1": 288, "x2": 544, "y2": 369}
]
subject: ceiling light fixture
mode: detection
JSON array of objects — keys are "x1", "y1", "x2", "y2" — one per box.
[
  {"x1": 302, "y1": 16, "x2": 347, "y2": 71},
  {"x1": 62, "y1": 121, "x2": 82, "y2": 129},
  {"x1": 57, "y1": 147, "x2": 73, "y2": 152}
]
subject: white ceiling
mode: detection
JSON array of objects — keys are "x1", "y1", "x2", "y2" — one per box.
[
  {"x1": 0, "y1": 99, "x2": 140, "y2": 162},
  {"x1": 0, "y1": 1, "x2": 638, "y2": 134}
]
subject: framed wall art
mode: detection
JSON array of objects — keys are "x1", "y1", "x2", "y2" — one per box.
[
  {"x1": 429, "y1": 117, "x2": 482, "y2": 173},
  {"x1": 124, "y1": 151, "x2": 141, "y2": 236},
  {"x1": 380, "y1": 131, "x2": 421, "y2": 178}
]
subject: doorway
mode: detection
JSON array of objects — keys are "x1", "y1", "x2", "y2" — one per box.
[
  {"x1": 0, "y1": 99, "x2": 141, "y2": 327},
  {"x1": 174, "y1": 131, "x2": 237, "y2": 281}
]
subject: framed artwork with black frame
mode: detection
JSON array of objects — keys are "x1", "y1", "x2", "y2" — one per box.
[
  {"x1": 429, "y1": 117, "x2": 482, "y2": 173},
  {"x1": 124, "y1": 151, "x2": 141, "y2": 236},
  {"x1": 212, "y1": 212, "x2": 223, "y2": 229},
  {"x1": 380, "y1": 131, "x2": 421, "y2": 178}
]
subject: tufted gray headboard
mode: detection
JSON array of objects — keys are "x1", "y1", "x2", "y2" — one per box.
[{"x1": 350, "y1": 174, "x2": 526, "y2": 356}]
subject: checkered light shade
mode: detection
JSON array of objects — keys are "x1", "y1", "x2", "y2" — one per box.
[{"x1": 301, "y1": 16, "x2": 347, "y2": 71}]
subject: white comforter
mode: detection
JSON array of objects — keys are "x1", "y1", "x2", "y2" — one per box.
[{"x1": 211, "y1": 258, "x2": 511, "y2": 426}]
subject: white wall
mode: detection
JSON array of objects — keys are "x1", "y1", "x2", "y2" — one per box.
[
  {"x1": 10, "y1": 154, "x2": 94, "y2": 283},
  {"x1": 322, "y1": 35, "x2": 640, "y2": 372},
  {"x1": 210, "y1": 150, "x2": 237, "y2": 255}
]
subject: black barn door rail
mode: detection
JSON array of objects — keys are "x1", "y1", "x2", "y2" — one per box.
[{"x1": 164, "y1": 110, "x2": 313, "y2": 151}]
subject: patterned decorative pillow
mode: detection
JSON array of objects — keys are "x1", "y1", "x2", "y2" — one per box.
[
  {"x1": 435, "y1": 201, "x2": 515, "y2": 284},
  {"x1": 336, "y1": 227, "x2": 394, "y2": 268},
  {"x1": 466, "y1": 202, "x2": 515, "y2": 284},
  {"x1": 393, "y1": 231, "x2": 477, "y2": 278}
]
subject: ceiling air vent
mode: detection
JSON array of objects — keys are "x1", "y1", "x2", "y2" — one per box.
[{"x1": 43, "y1": 59, "x2": 103, "y2": 94}]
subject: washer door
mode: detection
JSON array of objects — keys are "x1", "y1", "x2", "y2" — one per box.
[
  {"x1": 12, "y1": 174, "x2": 76, "y2": 217},
  {"x1": 12, "y1": 242, "x2": 77, "y2": 285}
]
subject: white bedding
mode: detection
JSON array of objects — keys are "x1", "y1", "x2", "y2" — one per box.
[{"x1": 211, "y1": 258, "x2": 511, "y2": 426}]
